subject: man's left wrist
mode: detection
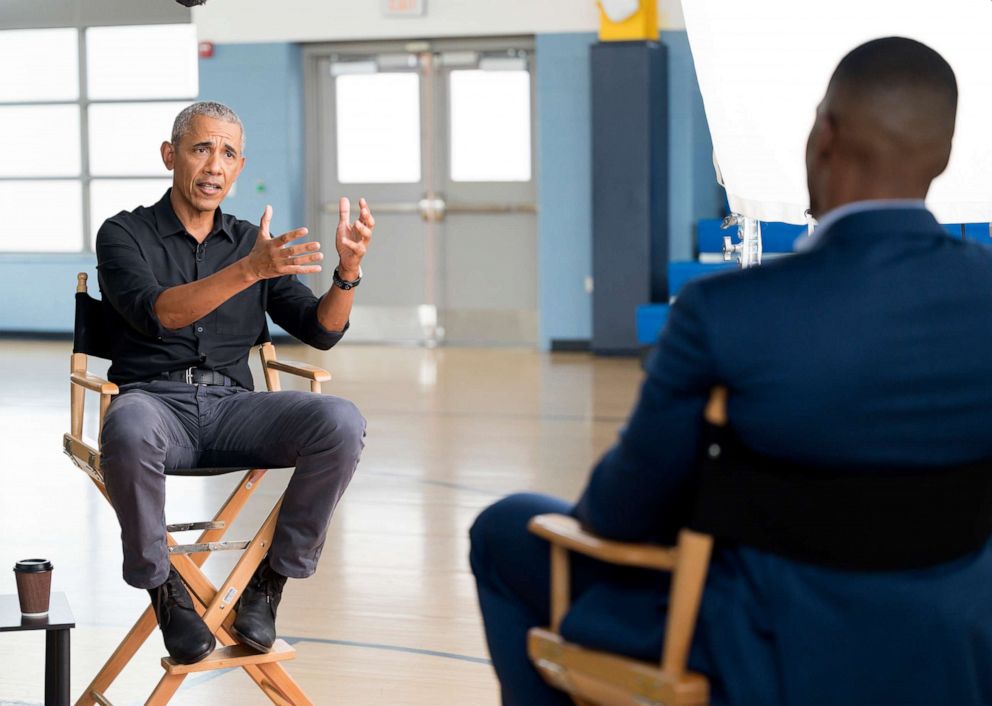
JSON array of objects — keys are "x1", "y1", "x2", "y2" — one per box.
[
  {"x1": 337, "y1": 264, "x2": 361, "y2": 281},
  {"x1": 333, "y1": 264, "x2": 363, "y2": 291}
]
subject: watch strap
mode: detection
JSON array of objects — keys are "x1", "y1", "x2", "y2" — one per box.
[{"x1": 333, "y1": 267, "x2": 362, "y2": 290}]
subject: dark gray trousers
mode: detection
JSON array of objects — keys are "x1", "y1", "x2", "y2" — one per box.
[{"x1": 100, "y1": 380, "x2": 365, "y2": 589}]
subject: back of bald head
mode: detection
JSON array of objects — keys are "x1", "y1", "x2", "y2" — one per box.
[{"x1": 825, "y1": 37, "x2": 957, "y2": 180}]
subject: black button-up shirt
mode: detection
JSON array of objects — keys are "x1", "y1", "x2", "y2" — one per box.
[{"x1": 95, "y1": 189, "x2": 345, "y2": 390}]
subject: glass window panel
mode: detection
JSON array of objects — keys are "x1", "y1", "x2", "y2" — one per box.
[
  {"x1": 0, "y1": 106, "x2": 80, "y2": 177},
  {"x1": 89, "y1": 102, "x2": 191, "y2": 176},
  {"x1": 0, "y1": 181, "x2": 82, "y2": 252},
  {"x1": 87, "y1": 24, "x2": 198, "y2": 100},
  {"x1": 336, "y1": 73, "x2": 421, "y2": 184},
  {"x1": 0, "y1": 29, "x2": 79, "y2": 102},
  {"x1": 90, "y1": 179, "x2": 172, "y2": 237},
  {"x1": 449, "y1": 70, "x2": 532, "y2": 182}
]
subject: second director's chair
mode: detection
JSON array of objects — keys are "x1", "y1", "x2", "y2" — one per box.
[
  {"x1": 64, "y1": 272, "x2": 331, "y2": 706},
  {"x1": 526, "y1": 379, "x2": 992, "y2": 706},
  {"x1": 525, "y1": 391, "x2": 727, "y2": 706}
]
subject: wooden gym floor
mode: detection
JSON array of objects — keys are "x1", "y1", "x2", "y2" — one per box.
[{"x1": 0, "y1": 340, "x2": 641, "y2": 705}]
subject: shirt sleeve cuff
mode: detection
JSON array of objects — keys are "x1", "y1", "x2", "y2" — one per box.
[
  {"x1": 139, "y1": 286, "x2": 169, "y2": 339},
  {"x1": 308, "y1": 316, "x2": 349, "y2": 350}
]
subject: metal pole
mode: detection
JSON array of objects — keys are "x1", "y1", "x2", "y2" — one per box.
[{"x1": 721, "y1": 213, "x2": 763, "y2": 269}]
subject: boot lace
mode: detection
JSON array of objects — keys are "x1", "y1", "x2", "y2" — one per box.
[
  {"x1": 247, "y1": 564, "x2": 286, "y2": 606},
  {"x1": 154, "y1": 571, "x2": 192, "y2": 625}
]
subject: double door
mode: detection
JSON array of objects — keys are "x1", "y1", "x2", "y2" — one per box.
[{"x1": 305, "y1": 38, "x2": 537, "y2": 345}]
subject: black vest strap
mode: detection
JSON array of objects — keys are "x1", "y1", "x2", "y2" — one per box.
[{"x1": 689, "y1": 424, "x2": 992, "y2": 571}]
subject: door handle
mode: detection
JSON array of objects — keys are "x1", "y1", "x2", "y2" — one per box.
[{"x1": 418, "y1": 197, "x2": 447, "y2": 222}]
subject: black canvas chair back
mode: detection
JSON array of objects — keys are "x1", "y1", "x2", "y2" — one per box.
[
  {"x1": 690, "y1": 420, "x2": 992, "y2": 571},
  {"x1": 73, "y1": 290, "x2": 112, "y2": 360}
]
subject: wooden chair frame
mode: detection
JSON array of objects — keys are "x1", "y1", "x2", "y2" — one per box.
[
  {"x1": 526, "y1": 390, "x2": 726, "y2": 706},
  {"x1": 63, "y1": 273, "x2": 333, "y2": 706}
]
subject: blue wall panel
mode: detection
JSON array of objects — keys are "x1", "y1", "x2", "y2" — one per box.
[
  {"x1": 665, "y1": 31, "x2": 723, "y2": 261},
  {"x1": 198, "y1": 42, "x2": 305, "y2": 232},
  {"x1": 0, "y1": 255, "x2": 96, "y2": 332},
  {"x1": 536, "y1": 32, "x2": 597, "y2": 348}
]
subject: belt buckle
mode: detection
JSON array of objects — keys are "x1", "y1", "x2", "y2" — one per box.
[{"x1": 185, "y1": 366, "x2": 195, "y2": 385}]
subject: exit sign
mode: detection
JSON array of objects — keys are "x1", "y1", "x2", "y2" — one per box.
[{"x1": 382, "y1": 0, "x2": 426, "y2": 16}]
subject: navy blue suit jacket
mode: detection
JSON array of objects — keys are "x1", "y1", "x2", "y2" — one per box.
[{"x1": 569, "y1": 207, "x2": 992, "y2": 705}]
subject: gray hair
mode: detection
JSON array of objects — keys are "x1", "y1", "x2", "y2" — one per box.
[{"x1": 171, "y1": 101, "x2": 246, "y2": 152}]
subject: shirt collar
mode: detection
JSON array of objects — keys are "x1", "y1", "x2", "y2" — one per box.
[
  {"x1": 796, "y1": 199, "x2": 929, "y2": 252},
  {"x1": 152, "y1": 188, "x2": 234, "y2": 242}
]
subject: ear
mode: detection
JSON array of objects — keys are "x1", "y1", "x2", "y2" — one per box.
[
  {"x1": 161, "y1": 141, "x2": 175, "y2": 171},
  {"x1": 812, "y1": 110, "x2": 837, "y2": 163}
]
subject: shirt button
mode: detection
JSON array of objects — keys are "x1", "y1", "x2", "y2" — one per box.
[{"x1": 196, "y1": 326, "x2": 204, "y2": 333}]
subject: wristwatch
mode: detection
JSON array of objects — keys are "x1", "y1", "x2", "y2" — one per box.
[{"x1": 333, "y1": 267, "x2": 362, "y2": 290}]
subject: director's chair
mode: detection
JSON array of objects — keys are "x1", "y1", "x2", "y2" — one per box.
[
  {"x1": 64, "y1": 272, "x2": 331, "y2": 706},
  {"x1": 525, "y1": 391, "x2": 725, "y2": 706}
]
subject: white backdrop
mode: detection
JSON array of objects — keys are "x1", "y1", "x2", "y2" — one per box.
[{"x1": 681, "y1": 0, "x2": 992, "y2": 224}]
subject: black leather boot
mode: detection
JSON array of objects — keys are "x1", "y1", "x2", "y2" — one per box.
[
  {"x1": 231, "y1": 559, "x2": 287, "y2": 652},
  {"x1": 147, "y1": 567, "x2": 216, "y2": 664}
]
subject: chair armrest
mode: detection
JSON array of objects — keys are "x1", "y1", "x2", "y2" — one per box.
[
  {"x1": 70, "y1": 372, "x2": 119, "y2": 395},
  {"x1": 528, "y1": 514, "x2": 677, "y2": 571},
  {"x1": 265, "y1": 359, "x2": 332, "y2": 382}
]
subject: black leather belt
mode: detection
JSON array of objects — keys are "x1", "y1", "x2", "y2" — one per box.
[
  {"x1": 161, "y1": 367, "x2": 237, "y2": 386},
  {"x1": 690, "y1": 424, "x2": 992, "y2": 571}
]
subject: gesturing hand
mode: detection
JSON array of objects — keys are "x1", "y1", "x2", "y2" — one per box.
[
  {"x1": 336, "y1": 197, "x2": 375, "y2": 278},
  {"x1": 245, "y1": 205, "x2": 323, "y2": 281}
]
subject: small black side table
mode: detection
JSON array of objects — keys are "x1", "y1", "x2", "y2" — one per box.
[{"x1": 0, "y1": 592, "x2": 74, "y2": 706}]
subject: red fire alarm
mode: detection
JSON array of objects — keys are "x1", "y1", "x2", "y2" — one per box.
[{"x1": 198, "y1": 41, "x2": 215, "y2": 59}]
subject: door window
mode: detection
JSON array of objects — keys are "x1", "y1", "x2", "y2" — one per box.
[
  {"x1": 335, "y1": 72, "x2": 422, "y2": 184},
  {"x1": 449, "y1": 69, "x2": 531, "y2": 182}
]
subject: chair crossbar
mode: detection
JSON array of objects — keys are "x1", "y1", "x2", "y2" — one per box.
[
  {"x1": 166, "y1": 521, "x2": 226, "y2": 532},
  {"x1": 168, "y1": 540, "x2": 250, "y2": 554}
]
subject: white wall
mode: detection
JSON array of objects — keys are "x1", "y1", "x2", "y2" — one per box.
[{"x1": 193, "y1": 0, "x2": 685, "y2": 43}]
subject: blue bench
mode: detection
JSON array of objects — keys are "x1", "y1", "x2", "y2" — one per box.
[
  {"x1": 636, "y1": 261, "x2": 733, "y2": 344},
  {"x1": 637, "y1": 220, "x2": 992, "y2": 346},
  {"x1": 941, "y1": 223, "x2": 992, "y2": 242}
]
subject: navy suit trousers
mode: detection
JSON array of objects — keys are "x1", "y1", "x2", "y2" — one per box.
[
  {"x1": 470, "y1": 493, "x2": 668, "y2": 706},
  {"x1": 100, "y1": 380, "x2": 365, "y2": 588}
]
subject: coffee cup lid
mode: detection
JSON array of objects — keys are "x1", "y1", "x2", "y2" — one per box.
[{"x1": 14, "y1": 559, "x2": 53, "y2": 573}]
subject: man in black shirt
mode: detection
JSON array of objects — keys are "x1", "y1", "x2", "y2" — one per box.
[{"x1": 96, "y1": 101, "x2": 374, "y2": 664}]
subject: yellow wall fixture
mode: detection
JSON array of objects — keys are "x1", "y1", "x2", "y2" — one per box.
[{"x1": 598, "y1": 0, "x2": 659, "y2": 41}]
